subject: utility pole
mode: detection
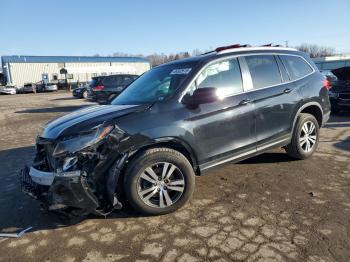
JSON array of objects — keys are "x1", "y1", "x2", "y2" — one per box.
[{"x1": 285, "y1": 40, "x2": 289, "y2": 47}]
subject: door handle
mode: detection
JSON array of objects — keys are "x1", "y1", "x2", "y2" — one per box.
[
  {"x1": 283, "y1": 88, "x2": 291, "y2": 94},
  {"x1": 239, "y1": 99, "x2": 252, "y2": 105}
]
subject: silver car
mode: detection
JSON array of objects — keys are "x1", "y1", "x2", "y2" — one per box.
[
  {"x1": 44, "y1": 83, "x2": 58, "y2": 92},
  {"x1": 0, "y1": 86, "x2": 17, "y2": 95}
]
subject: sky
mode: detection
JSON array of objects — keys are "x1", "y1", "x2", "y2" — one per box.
[{"x1": 1, "y1": 0, "x2": 350, "y2": 57}]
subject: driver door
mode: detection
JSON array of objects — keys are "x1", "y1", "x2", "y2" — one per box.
[{"x1": 183, "y1": 57, "x2": 256, "y2": 169}]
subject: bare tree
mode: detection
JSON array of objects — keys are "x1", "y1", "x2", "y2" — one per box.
[
  {"x1": 107, "y1": 49, "x2": 207, "y2": 67},
  {"x1": 296, "y1": 43, "x2": 335, "y2": 58}
]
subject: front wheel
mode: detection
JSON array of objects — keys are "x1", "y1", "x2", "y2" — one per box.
[
  {"x1": 285, "y1": 113, "x2": 319, "y2": 159},
  {"x1": 124, "y1": 148, "x2": 195, "y2": 215}
]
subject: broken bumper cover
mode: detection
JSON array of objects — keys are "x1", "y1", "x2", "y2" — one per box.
[
  {"x1": 29, "y1": 166, "x2": 55, "y2": 186},
  {"x1": 20, "y1": 166, "x2": 99, "y2": 213}
]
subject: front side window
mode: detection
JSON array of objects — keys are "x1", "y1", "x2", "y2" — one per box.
[
  {"x1": 280, "y1": 55, "x2": 313, "y2": 80},
  {"x1": 245, "y1": 55, "x2": 282, "y2": 89},
  {"x1": 187, "y1": 58, "x2": 243, "y2": 98},
  {"x1": 112, "y1": 63, "x2": 195, "y2": 105}
]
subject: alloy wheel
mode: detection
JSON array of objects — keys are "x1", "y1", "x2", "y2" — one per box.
[
  {"x1": 137, "y1": 162, "x2": 185, "y2": 208},
  {"x1": 299, "y1": 121, "x2": 317, "y2": 152}
]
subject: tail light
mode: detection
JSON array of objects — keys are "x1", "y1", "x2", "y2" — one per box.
[
  {"x1": 322, "y1": 79, "x2": 331, "y2": 90},
  {"x1": 93, "y1": 85, "x2": 105, "y2": 91}
]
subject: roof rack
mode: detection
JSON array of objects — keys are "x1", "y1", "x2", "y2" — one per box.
[
  {"x1": 260, "y1": 43, "x2": 283, "y2": 47},
  {"x1": 200, "y1": 44, "x2": 296, "y2": 56},
  {"x1": 215, "y1": 44, "x2": 251, "y2": 53}
]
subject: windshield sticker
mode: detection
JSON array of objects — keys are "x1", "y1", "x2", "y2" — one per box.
[{"x1": 170, "y1": 68, "x2": 192, "y2": 75}]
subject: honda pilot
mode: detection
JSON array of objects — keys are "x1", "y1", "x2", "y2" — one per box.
[
  {"x1": 20, "y1": 45, "x2": 331, "y2": 216},
  {"x1": 89, "y1": 74, "x2": 138, "y2": 104}
]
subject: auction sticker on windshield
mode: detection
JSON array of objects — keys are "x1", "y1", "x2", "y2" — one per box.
[{"x1": 170, "y1": 68, "x2": 192, "y2": 75}]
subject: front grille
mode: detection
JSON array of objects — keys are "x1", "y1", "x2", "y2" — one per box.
[{"x1": 339, "y1": 93, "x2": 350, "y2": 100}]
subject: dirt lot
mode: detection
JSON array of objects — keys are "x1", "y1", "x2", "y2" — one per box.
[{"x1": 0, "y1": 92, "x2": 349, "y2": 262}]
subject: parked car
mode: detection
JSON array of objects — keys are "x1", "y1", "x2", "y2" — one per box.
[
  {"x1": 324, "y1": 67, "x2": 350, "y2": 113},
  {"x1": 35, "y1": 82, "x2": 58, "y2": 92},
  {"x1": 89, "y1": 74, "x2": 139, "y2": 104},
  {"x1": 44, "y1": 83, "x2": 58, "y2": 92},
  {"x1": 72, "y1": 84, "x2": 89, "y2": 99},
  {"x1": 57, "y1": 80, "x2": 69, "y2": 90},
  {"x1": 20, "y1": 45, "x2": 330, "y2": 217},
  {"x1": 20, "y1": 83, "x2": 36, "y2": 93},
  {"x1": 0, "y1": 85, "x2": 17, "y2": 95}
]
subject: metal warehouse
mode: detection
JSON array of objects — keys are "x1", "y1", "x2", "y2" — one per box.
[
  {"x1": 1, "y1": 55, "x2": 151, "y2": 87},
  {"x1": 313, "y1": 55, "x2": 350, "y2": 70}
]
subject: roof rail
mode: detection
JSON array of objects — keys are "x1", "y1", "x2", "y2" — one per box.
[
  {"x1": 200, "y1": 44, "x2": 296, "y2": 56},
  {"x1": 215, "y1": 44, "x2": 251, "y2": 53},
  {"x1": 261, "y1": 43, "x2": 283, "y2": 47}
]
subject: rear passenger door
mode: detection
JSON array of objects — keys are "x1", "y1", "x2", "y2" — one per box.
[{"x1": 243, "y1": 54, "x2": 301, "y2": 149}]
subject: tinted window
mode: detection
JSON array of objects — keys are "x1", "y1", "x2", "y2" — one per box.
[
  {"x1": 91, "y1": 77, "x2": 104, "y2": 86},
  {"x1": 103, "y1": 76, "x2": 123, "y2": 85},
  {"x1": 123, "y1": 76, "x2": 136, "y2": 85},
  {"x1": 280, "y1": 55, "x2": 313, "y2": 80},
  {"x1": 245, "y1": 55, "x2": 282, "y2": 89},
  {"x1": 187, "y1": 58, "x2": 243, "y2": 97}
]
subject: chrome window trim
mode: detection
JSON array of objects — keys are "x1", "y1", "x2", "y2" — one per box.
[{"x1": 179, "y1": 53, "x2": 316, "y2": 102}]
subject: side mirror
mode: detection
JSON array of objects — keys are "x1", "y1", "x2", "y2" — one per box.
[{"x1": 182, "y1": 87, "x2": 218, "y2": 106}]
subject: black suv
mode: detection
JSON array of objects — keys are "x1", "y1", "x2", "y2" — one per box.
[
  {"x1": 324, "y1": 67, "x2": 350, "y2": 113},
  {"x1": 20, "y1": 45, "x2": 330, "y2": 216},
  {"x1": 89, "y1": 74, "x2": 138, "y2": 104}
]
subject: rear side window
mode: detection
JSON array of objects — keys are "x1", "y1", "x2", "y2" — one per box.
[
  {"x1": 280, "y1": 55, "x2": 313, "y2": 80},
  {"x1": 188, "y1": 58, "x2": 243, "y2": 97},
  {"x1": 245, "y1": 55, "x2": 282, "y2": 89},
  {"x1": 103, "y1": 76, "x2": 123, "y2": 85}
]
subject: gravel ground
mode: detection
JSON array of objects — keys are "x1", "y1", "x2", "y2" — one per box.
[{"x1": 0, "y1": 92, "x2": 349, "y2": 262}]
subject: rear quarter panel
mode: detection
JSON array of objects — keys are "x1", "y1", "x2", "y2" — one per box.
[{"x1": 298, "y1": 72, "x2": 331, "y2": 118}]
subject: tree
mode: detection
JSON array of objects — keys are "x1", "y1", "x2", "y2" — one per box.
[{"x1": 296, "y1": 43, "x2": 335, "y2": 58}]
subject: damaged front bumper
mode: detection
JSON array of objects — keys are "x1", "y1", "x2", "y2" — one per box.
[
  {"x1": 20, "y1": 166, "x2": 100, "y2": 215},
  {"x1": 19, "y1": 121, "x2": 153, "y2": 216}
]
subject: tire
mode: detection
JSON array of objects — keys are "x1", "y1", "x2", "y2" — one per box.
[
  {"x1": 285, "y1": 113, "x2": 319, "y2": 159},
  {"x1": 83, "y1": 90, "x2": 88, "y2": 99},
  {"x1": 124, "y1": 148, "x2": 195, "y2": 215}
]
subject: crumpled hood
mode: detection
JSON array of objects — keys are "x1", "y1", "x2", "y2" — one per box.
[{"x1": 41, "y1": 104, "x2": 150, "y2": 139}]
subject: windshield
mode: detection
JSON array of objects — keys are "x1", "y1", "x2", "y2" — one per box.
[{"x1": 112, "y1": 63, "x2": 195, "y2": 105}]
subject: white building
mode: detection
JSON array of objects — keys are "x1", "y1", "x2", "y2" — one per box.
[{"x1": 1, "y1": 55, "x2": 151, "y2": 87}]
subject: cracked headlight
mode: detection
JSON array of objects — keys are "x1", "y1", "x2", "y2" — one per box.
[{"x1": 53, "y1": 125, "x2": 114, "y2": 157}]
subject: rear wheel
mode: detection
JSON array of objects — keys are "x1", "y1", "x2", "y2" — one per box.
[
  {"x1": 285, "y1": 113, "x2": 319, "y2": 159},
  {"x1": 124, "y1": 148, "x2": 195, "y2": 215},
  {"x1": 82, "y1": 90, "x2": 88, "y2": 99}
]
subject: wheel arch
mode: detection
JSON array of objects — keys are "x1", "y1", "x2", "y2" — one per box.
[
  {"x1": 127, "y1": 137, "x2": 200, "y2": 176},
  {"x1": 293, "y1": 102, "x2": 323, "y2": 130}
]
